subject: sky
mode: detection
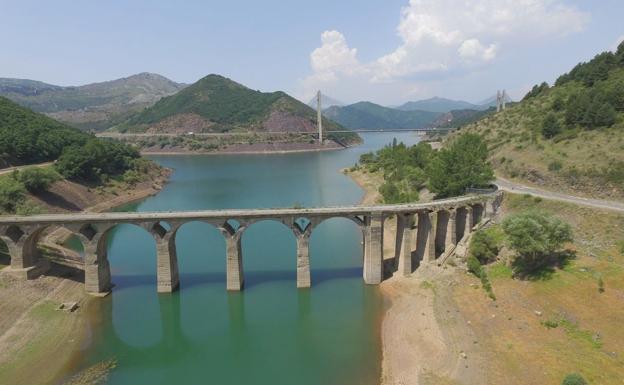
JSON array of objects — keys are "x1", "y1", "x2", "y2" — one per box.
[{"x1": 1, "y1": 0, "x2": 622, "y2": 105}]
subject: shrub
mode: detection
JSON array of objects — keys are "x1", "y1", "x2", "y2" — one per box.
[
  {"x1": 502, "y1": 211, "x2": 573, "y2": 274},
  {"x1": 14, "y1": 167, "x2": 60, "y2": 193},
  {"x1": 561, "y1": 373, "x2": 587, "y2": 385},
  {"x1": 548, "y1": 160, "x2": 563, "y2": 172},
  {"x1": 467, "y1": 255, "x2": 482, "y2": 276},
  {"x1": 469, "y1": 228, "x2": 502, "y2": 264},
  {"x1": 0, "y1": 177, "x2": 26, "y2": 212},
  {"x1": 542, "y1": 113, "x2": 562, "y2": 138}
]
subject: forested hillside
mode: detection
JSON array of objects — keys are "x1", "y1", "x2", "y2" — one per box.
[{"x1": 456, "y1": 42, "x2": 624, "y2": 199}]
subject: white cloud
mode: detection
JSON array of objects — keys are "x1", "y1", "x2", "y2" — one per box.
[
  {"x1": 301, "y1": 0, "x2": 589, "y2": 100},
  {"x1": 458, "y1": 39, "x2": 497, "y2": 62}
]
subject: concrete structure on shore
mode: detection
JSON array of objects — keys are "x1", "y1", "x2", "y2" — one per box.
[{"x1": 0, "y1": 193, "x2": 500, "y2": 296}]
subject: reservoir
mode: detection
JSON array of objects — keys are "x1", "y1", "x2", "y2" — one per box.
[{"x1": 72, "y1": 133, "x2": 420, "y2": 385}]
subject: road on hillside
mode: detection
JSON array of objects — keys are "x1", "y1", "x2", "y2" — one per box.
[
  {"x1": 496, "y1": 176, "x2": 624, "y2": 213},
  {"x1": 0, "y1": 162, "x2": 54, "y2": 176}
]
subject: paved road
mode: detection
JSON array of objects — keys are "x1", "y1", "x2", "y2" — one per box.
[
  {"x1": 0, "y1": 162, "x2": 54, "y2": 176},
  {"x1": 496, "y1": 177, "x2": 624, "y2": 213}
]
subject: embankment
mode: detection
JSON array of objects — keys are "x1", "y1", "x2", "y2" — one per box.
[
  {"x1": 0, "y1": 165, "x2": 171, "y2": 385},
  {"x1": 345, "y1": 167, "x2": 483, "y2": 385}
]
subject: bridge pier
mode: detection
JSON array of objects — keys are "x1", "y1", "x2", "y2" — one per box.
[
  {"x1": 0, "y1": 225, "x2": 50, "y2": 279},
  {"x1": 76, "y1": 226, "x2": 113, "y2": 296},
  {"x1": 296, "y1": 234, "x2": 311, "y2": 288},
  {"x1": 223, "y1": 226, "x2": 244, "y2": 291},
  {"x1": 363, "y1": 213, "x2": 384, "y2": 284},
  {"x1": 148, "y1": 222, "x2": 180, "y2": 294},
  {"x1": 397, "y1": 213, "x2": 417, "y2": 276},
  {"x1": 445, "y1": 208, "x2": 457, "y2": 250}
]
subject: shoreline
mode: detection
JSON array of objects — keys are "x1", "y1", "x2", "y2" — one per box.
[
  {"x1": 345, "y1": 167, "x2": 476, "y2": 385},
  {"x1": 0, "y1": 166, "x2": 172, "y2": 385},
  {"x1": 141, "y1": 143, "x2": 356, "y2": 156}
]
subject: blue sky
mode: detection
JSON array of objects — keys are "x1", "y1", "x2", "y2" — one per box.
[{"x1": 1, "y1": 0, "x2": 622, "y2": 105}]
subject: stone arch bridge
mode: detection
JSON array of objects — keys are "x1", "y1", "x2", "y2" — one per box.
[{"x1": 0, "y1": 192, "x2": 501, "y2": 295}]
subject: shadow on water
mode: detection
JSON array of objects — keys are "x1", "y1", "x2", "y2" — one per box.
[{"x1": 111, "y1": 266, "x2": 362, "y2": 292}]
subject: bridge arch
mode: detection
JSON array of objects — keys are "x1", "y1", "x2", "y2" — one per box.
[
  {"x1": 309, "y1": 216, "x2": 366, "y2": 286},
  {"x1": 241, "y1": 218, "x2": 298, "y2": 288},
  {"x1": 173, "y1": 220, "x2": 227, "y2": 289}
]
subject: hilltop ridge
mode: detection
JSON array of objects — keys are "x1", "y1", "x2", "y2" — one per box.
[
  {"x1": 0, "y1": 73, "x2": 185, "y2": 131},
  {"x1": 454, "y1": 42, "x2": 624, "y2": 199}
]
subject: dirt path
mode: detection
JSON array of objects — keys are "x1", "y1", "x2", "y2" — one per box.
[
  {"x1": 496, "y1": 176, "x2": 624, "y2": 213},
  {"x1": 0, "y1": 161, "x2": 54, "y2": 176}
]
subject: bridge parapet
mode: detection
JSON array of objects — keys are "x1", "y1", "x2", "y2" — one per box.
[{"x1": 0, "y1": 192, "x2": 501, "y2": 295}]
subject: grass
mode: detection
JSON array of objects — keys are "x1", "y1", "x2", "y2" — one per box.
[
  {"x1": 456, "y1": 77, "x2": 624, "y2": 200},
  {"x1": 451, "y1": 192, "x2": 624, "y2": 383},
  {"x1": 0, "y1": 300, "x2": 83, "y2": 385}
]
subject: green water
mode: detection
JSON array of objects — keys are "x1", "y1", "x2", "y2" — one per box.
[{"x1": 71, "y1": 133, "x2": 420, "y2": 385}]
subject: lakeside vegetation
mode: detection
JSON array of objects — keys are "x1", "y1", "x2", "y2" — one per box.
[
  {"x1": 0, "y1": 96, "x2": 163, "y2": 215},
  {"x1": 354, "y1": 133, "x2": 494, "y2": 203},
  {"x1": 456, "y1": 42, "x2": 624, "y2": 199},
  {"x1": 452, "y1": 193, "x2": 624, "y2": 384}
]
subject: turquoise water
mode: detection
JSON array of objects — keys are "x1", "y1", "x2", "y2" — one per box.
[{"x1": 72, "y1": 133, "x2": 420, "y2": 385}]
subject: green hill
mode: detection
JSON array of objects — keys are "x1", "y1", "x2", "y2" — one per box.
[
  {"x1": 0, "y1": 73, "x2": 185, "y2": 131},
  {"x1": 323, "y1": 101, "x2": 441, "y2": 130},
  {"x1": 456, "y1": 42, "x2": 624, "y2": 199},
  {"x1": 118, "y1": 74, "x2": 356, "y2": 143},
  {"x1": 0, "y1": 96, "x2": 89, "y2": 165}
]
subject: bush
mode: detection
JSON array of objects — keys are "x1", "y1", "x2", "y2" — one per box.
[
  {"x1": 548, "y1": 160, "x2": 563, "y2": 172},
  {"x1": 561, "y1": 373, "x2": 587, "y2": 385},
  {"x1": 14, "y1": 167, "x2": 60, "y2": 193},
  {"x1": 0, "y1": 177, "x2": 26, "y2": 212},
  {"x1": 542, "y1": 113, "x2": 562, "y2": 138},
  {"x1": 502, "y1": 211, "x2": 573, "y2": 274},
  {"x1": 469, "y1": 228, "x2": 502, "y2": 264},
  {"x1": 467, "y1": 255, "x2": 482, "y2": 276}
]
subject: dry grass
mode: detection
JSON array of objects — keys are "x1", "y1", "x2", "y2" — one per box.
[
  {"x1": 457, "y1": 95, "x2": 624, "y2": 200},
  {"x1": 452, "y1": 193, "x2": 624, "y2": 384}
]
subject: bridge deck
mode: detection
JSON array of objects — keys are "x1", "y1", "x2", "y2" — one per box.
[{"x1": 0, "y1": 193, "x2": 496, "y2": 225}]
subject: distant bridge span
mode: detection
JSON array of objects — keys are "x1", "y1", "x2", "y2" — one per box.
[
  {"x1": 96, "y1": 128, "x2": 454, "y2": 139},
  {"x1": 0, "y1": 192, "x2": 499, "y2": 295}
]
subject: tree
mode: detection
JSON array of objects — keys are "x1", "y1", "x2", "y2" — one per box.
[
  {"x1": 594, "y1": 102, "x2": 616, "y2": 127},
  {"x1": 562, "y1": 373, "x2": 587, "y2": 385},
  {"x1": 542, "y1": 113, "x2": 562, "y2": 138},
  {"x1": 15, "y1": 167, "x2": 60, "y2": 193},
  {"x1": 469, "y1": 228, "x2": 502, "y2": 264},
  {"x1": 0, "y1": 177, "x2": 26, "y2": 212},
  {"x1": 502, "y1": 211, "x2": 573, "y2": 273},
  {"x1": 427, "y1": 133, "x2": 494, "y2": 198}
]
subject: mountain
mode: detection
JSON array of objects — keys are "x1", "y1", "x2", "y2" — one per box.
[
  {"x1": 455, "y1": 42, "x2": 624, "y2": 200},
  {"x1": 397, "y1": 97, "x2": 479, "y2": 113},
  {"x1": 432, "y1": 108, "x2": 496, "y2": 128},
  {"x1": 323, "y1": 101, "x2": 441, "y2": 130},
  {"x1": 118, "y1": 74, "x2": 355, "y2": 142},
  {"x1": 476, "y1": 92, "x2": 513, "y2": 108},
  {"x1": 307, "y1": 94, "x2": 344, "y2": 110},
  {"x1": 0, "y1": 73, "x2": 186, "y2": 131}
]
